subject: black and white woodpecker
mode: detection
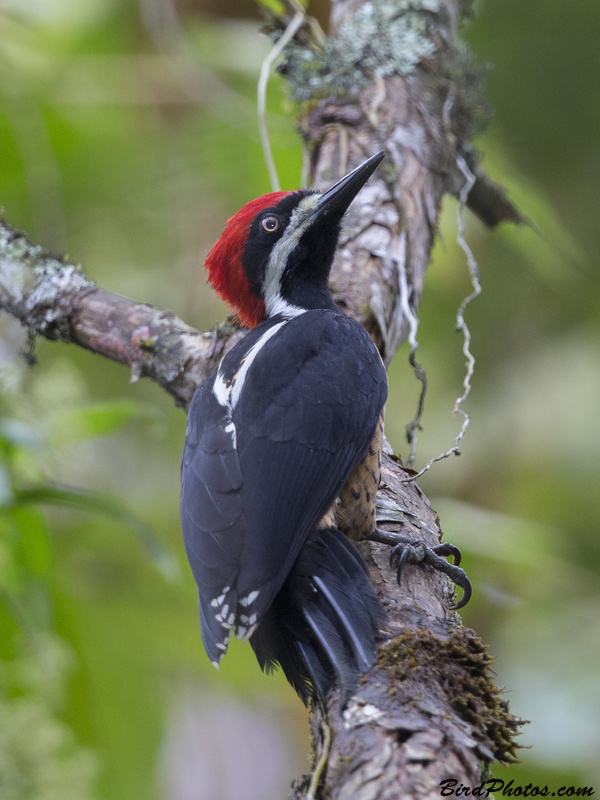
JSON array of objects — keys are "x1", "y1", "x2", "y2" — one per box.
[{"x1": 180, "y1": 151, "x2": 470, "y2": 705}]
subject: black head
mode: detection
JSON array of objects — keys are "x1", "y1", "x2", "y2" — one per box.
[{"x1": 241, "y1": 151, "x2": 385, "y2": 318}]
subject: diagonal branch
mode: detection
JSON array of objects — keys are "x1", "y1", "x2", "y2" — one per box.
[
  {"x1": 0, "y1": 0, "x2": 525, "y2": 796},
  {"x1": 0, "y1": 219, "x2": 244, "y2": 409}
]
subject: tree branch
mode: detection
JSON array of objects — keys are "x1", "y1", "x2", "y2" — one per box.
[
  {"x1": 271, "y1": 1, "x2": 524, "y2": 796},
  {"x1": 0, "y1": 219, "x2": 244, "y2": 408},
  {"x1": 0, "y1": 0, "x2": 524, "y2": 796}
]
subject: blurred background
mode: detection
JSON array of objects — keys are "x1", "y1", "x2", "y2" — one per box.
[{"x1": 0, "y1": 0, "x2": 598, "y2": 798}]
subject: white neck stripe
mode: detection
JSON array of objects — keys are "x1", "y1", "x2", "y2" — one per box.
[
  {"x1": 230, "y1": 322, "x2": 286, "y2": 408},
  {"x1": 213, "y1": 320, "x2": 289, "y2": 413},
  {"x1": 266, "y1": 294, "x2": 306, "y2": 319},
  {"x1": 262, "y1": 194, "x2": 321, "y2": 316}
]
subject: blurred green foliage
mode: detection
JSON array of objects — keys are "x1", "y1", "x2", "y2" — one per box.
[
  {"x1": 0, "y1": 0, "x2": 598, "y2": 798},
  {"x1": 0, "y1": 403, "x2": 100, "y2": 799}
]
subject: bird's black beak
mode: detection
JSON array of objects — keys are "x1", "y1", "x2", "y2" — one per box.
[{"x1": 311, "y1": 150, "x2": 385, "y2": 224}]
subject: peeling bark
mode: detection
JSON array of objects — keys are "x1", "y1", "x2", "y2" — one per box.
[
  {"x1": 287, "y1": 445, "x2": 520, "y2": 800},
  {"x1": 0, "y1": 0, "x2": 524, "y2": 797},
  {"x1": 270, "y1": 1, "x2": 526, "y2": 796}
]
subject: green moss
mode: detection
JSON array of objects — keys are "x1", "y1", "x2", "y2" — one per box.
[
  {"x1": 379, "y1": 627, "x2": 523, "y2": 763},
  {"x1": 277, "y1": 0, "x2": 441, "y2": 102},
  {"x1": 270, "y1": 0, "x2": 492, "y2": 150}
]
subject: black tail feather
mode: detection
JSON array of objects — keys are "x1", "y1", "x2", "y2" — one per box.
[{"x1": 250, "y1": 527, "x2": 385, "y2": 706}]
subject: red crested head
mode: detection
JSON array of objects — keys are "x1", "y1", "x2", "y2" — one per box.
[{"x1": 205, "y1": 191, "x2": 290, "y2": 328}]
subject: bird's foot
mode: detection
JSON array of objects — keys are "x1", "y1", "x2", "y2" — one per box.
[{"x1": 369, "y1": 528, "x2": 472, "y2": 609}]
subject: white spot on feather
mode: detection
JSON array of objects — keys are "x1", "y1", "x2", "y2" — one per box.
[
  {"x1": 240, "y1": 589, "x2": 259, "y2": 607},
  {"x1": 224, "y1": 421, "x2": 236, "y2": 447},
  {"x1": 212, "y1": 371, "x2": 229, "y2": 406},
  {"x1": 243, "y1": 623, "x2": 258, "y2": 640}
]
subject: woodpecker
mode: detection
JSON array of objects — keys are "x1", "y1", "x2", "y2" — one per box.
[
  {"x1": 181, "y1": 152, "x2": 388, "y2": 704},
  {"x1": 181, "y1": 151, "x2": 473, "y2": 704}
]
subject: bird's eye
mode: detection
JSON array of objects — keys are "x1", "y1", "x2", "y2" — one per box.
[{"x1": 261, "y1": 216, "x2": 280, "y2": 233}]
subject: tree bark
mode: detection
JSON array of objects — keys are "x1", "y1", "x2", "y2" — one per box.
[
  {"x1": 0, "y1": 221, "x2": 246, "y2": 407},
  {"x1": 279, "y1": 2, "x2": 523, "y2": 796},
  {"x1": 0, "y1": 0, "x2": 523, "y2": 797}
]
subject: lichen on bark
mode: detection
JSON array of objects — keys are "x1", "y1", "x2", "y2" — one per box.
[
  {"x1": 276, "y1": 0, "x2": 441, "y2": 102},
  {"x1": 0, "y1": 221, "x2": 94, "y2": 341}
]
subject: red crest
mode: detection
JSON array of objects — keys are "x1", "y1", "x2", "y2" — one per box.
[{"x1": 205, "y1": 192, "x2": 290, "y2": 328}]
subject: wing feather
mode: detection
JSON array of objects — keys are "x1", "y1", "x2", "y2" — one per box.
[{"x1": 180, "y1": 310, "x2": 387, "y2": 661}]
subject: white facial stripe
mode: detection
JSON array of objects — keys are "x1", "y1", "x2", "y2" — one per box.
[{"x1": 263, "y1": 193, "x2": 322, "y2": 317}]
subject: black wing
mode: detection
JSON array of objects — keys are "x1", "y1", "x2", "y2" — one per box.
[{"x1": 180, "y1": 310, "x2": 387, "y2": 664}]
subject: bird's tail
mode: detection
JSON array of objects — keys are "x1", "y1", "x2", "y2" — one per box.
[{"x1": 249, "y1": 526, "x2": 385, "y2": 706}]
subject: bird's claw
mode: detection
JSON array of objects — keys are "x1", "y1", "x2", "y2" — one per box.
[{"x1": 373, "y1": 529, "x2": 472, "y2": 610}]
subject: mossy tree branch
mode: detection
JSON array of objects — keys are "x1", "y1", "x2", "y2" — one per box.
[
  {"x1": 0, "y1": 0, "x2": 524, "y2": 797},
  {"x1": 0, "y1": 219, "x2": 245, "y2": 408}
]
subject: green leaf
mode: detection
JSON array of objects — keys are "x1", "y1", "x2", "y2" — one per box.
[{"x1": 256, "y1": 0, "x2": 287, "y2": 16}]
